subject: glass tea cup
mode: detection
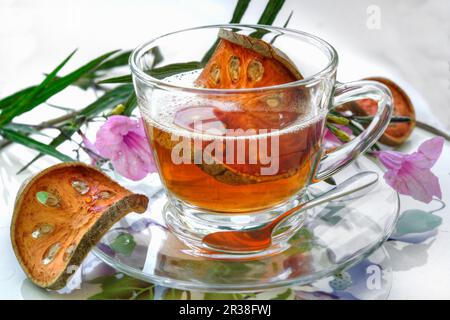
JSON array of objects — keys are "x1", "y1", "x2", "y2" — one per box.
[{"x1": 130, "y1": 24, "x2": 392, "y2": 255}]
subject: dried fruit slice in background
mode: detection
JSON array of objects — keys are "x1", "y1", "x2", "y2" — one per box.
[
  {"x1": 11, "y1": 162, "x2": 148, "y2": 289},
  {"x1": 342, "y1": 77, "x2": 416, "y2": 146}
]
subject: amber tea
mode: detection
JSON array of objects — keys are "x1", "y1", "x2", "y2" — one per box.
[{"x1": 141, "y1": 71, "x2": 326, "y2": 213}]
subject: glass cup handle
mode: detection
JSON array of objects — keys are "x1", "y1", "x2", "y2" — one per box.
[{"x1": 315, "y1": 80, "x2": 393, "y2": 181}]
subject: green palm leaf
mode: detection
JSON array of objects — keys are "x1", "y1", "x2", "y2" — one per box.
[
  {"x1": 0, "y1": 128, "x2": 73, "y2": 162},
  {"x1": 17, "y1": 84, "x2": 133, "y2": 173},
  {"x1": 0, "y1": 50, "x2": 119, "y2": 126}
]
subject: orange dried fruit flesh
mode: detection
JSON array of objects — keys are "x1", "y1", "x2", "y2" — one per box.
[
  {"x1": 11, "y1": 162, "x2": 148, "y2": 289},
  {"x1": 342, "y1": 77, "x2": 416, "y2": 146},
  {"x1": 154, "y1": 29, "x2": 314, "y2": 185},
  {"x1": 195, "y1": 29, "x2": 304, "y2": 131},
  {"x1": 195, "y1": 29, "x2": 303, "y2": 89}
]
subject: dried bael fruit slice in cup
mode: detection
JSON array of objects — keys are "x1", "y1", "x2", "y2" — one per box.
[
  {"x1": 195, "y1": 28, "x2": 303, "y2": 89},
  {"x1": 342, "y1": 77, "x2": 416, "y2": 146},
  {"x1": 154, "y1": 29, "x2": 313, "y2": 185},
  {"x1": 195, "y1": 28, "x2": 305, "y2": 131},
  {"x1": 11, "y1": 162, "x2": 148, "y2": 290}
]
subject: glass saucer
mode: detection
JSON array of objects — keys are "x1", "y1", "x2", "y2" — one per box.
[{"x1": 93, "y1": 155, "x2": 399, "y2": 292}]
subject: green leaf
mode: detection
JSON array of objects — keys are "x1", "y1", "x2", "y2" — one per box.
[
  {"x1": 122, "y1": 92, "x2": 137, "y2": 116},
  {"x1": 346, "y1": 119, "x2": 380, "y2": 151},
  {"x1": 72, "y1": 50, "x2": 133, "y2": 90},
  {"x1": 98, "y1": 74, "x2": 132, "y2": 84},
  {"x1": 230, "y1": 0, "x2": 251, "y2": 23},
  {"x1": 271, "y1": 288, "x2": 292, "y2": 300},
  {"x1": 16, "y1": 84, "x2": 133, "y2": 173},
  {"x1": 88, "y1": 274, "x2": 153, "y2": 300},
  {"x1": 98, "y1": 60, "x2": 203, "y2": 85},
  {"x1": 204, "y1": 261, "x2": 253, "y2": 283},
  {"x1": 79, "y1": 84, "x2": 134, "y2": 118},
  {"x1": 201, "y1": 0, "x2": 251, "y2": 63},
  {"x1": 3, "y1": 123, "x2": 51, "y2": 137},
  {"x1": 283, "y1": 10, "x2": 293, "y2": 27},
  {"x1": 17, "y1": 154, "x2": 41, "y2": 175},
  {"x1": 110, "y1": 233, "x2": 136, "y2": 256},
  {"x1": 249, "y1": 0, "x2": 286, "y2": 39},
  {"x1": 394, "y1": 209, "x2": 442, "y2": 237},
  {"x1": 0, "y1": 49, "x2": 77, "y2": 125},
  {"x1": 326, "y1": 123, "x2": 351, "y2": 142},
  {"x1": 257, "y1": 0, "x2": 286, "y2": 24},
  {"x1": 97, "y1": 50, "x2": 132, "y2": 71},
  {"x1": 0, "y1": 86, "x2": 35, "y2": 110},
  {"x1": 290, "y1": 227, "x2": 313, "y2": 242},
  {"x1": 149, "y1": 61, "x2": 203, "y2": 79},
  {"x1": 0, "y1": 50, "x2": 119, "y2": 126},
  {"x1": 355, "y1": 115, "x2": 411, "y2": 124},
  {"x1": 327, "y1": 114, "x2": 350, "y2": 125},
  {"x1": 163, "y1": 288, "x2": 185, "y2": 300},
  {"x1": 347, "y1": 119, "x2": 363, "y2": 136},
  {"x1": 0, "y1": 128, "x2": 73, "y2": 162},
  {"x1": 37, "y1": 49, "x2": 119, "y2": 100},
  {"x1": 96, "y1": 47, "x2": 162, "y2": 72},
  {"x1": 45, "y1": 103, "x2": 74, "y2": 112},
  {"x1": 148, "y1": 46, "x2": 164, "y2": 68},
  {"x1": 97, "y1": 47, "x2": 163, "y2": 85}
]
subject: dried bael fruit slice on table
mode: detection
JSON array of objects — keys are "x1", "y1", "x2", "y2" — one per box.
[
  {"x1": 11, "y1": 162, "x2": 148, "y2": 290},
  {"x1": 342, "y1": 77, "x2": 416, "y2": 146}
]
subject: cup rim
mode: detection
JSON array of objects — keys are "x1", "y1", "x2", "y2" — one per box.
[{"x1": 129, "y1": 24, "x2": 338, "y2": 94}]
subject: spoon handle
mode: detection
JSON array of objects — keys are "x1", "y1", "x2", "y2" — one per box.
[
  {"x1": 303, "y1": 171, "x2": 379, "y2": 212},
  {"x1": 269, "y1": 171, "x2": 379, "y2": 232},
  {"x1": 202, "y1": 171, "x2": 380, "y2": 253}
]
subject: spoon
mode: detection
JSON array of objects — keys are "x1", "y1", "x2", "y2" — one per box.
[{"x1": 202, "y1": 171, "x2": 379, "y2": 253}]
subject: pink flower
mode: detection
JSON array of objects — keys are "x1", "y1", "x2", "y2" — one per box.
[
  {"x1": 94, "y1": 116, "x2": 156, "y2": 181},
  {"x1": 80, "y1": 133, "x2": 103, "y2": 165},
  {"x1": 376, "y1": 137, "x2": 444, "y2": 203},
  {"x1": 323, "y1": 125, "x2": 353, "y2": 150}
]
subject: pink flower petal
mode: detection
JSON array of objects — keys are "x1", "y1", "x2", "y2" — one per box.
[
  {"x1": 111, "y1": 144, "x2": 153, "y2": 181},
  {"x1": 384, "y1": 167, "x2": 442, "y2": 203},
  {"x1": 377, "y1": 136, "x2": 444, "y2": 203},
  {"x1": 95, "y1": 116, "x2": 134, "y2": 159},
  {"x1": 416, "y1": 136, "x2": 444, "y2": 168},
  {"x1": 323, "y1": 125, "x2": 353, "y2": 150},
  {"x1": 81, "y1": 133, "x2": 102, "y2": 165},
  {"x1": 383, "y1": 170, "x2": 408, "y2": 195},
  {"x1": 376, "y1": 150, "x2": 405, "y2": 171},
  {"x1": 408, "y1": 168, "x2": 442, "y2": 202},
  {"x1": 404, "y1": 152, "x2": 430, "y2": 170},
  {"x1": 93, "y1": 116, "x2": 156, "y2": 181}
]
